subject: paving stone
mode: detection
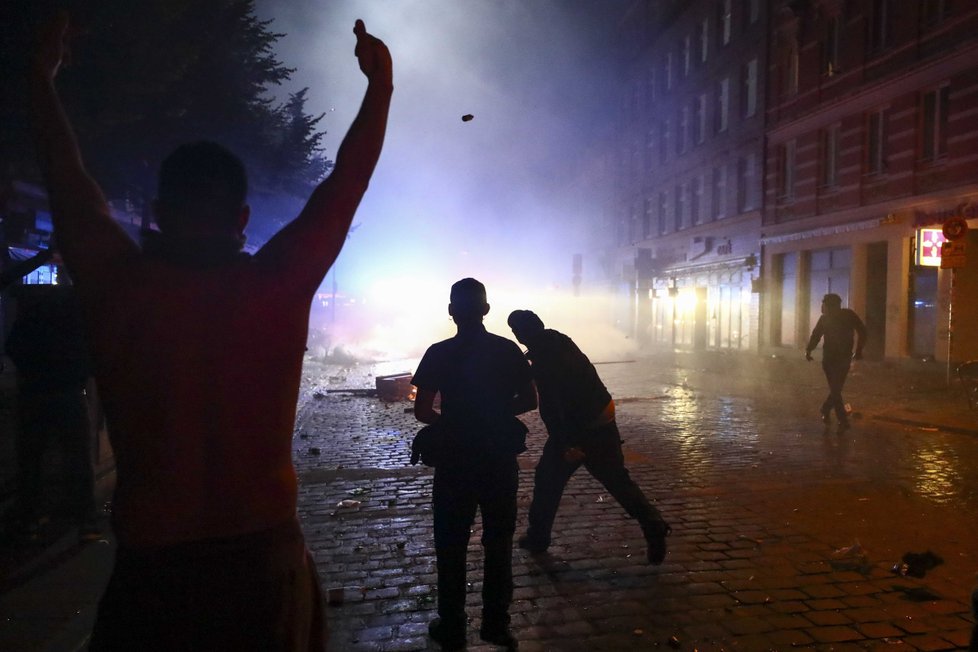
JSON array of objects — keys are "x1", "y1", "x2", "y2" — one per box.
[{"x1": 291, "y1": 358, "x2": 978, "y2": 652}]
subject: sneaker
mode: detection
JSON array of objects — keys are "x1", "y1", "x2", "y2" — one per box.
[
  {"x1": 428, "y1": 617, "x2": 466, "y2": 650},
  {"x1": 517, "y1": 534, "x2": 548, "y2": 554},
  {"x1": 644, "y1": 522, "x2": 671, "y2": 565},
  {"x1": 820, "y1": 411, "x2": 831, "y2": 426},
  {"x1": 480, "y1": 622, "x2": 517, "y2": 649}
]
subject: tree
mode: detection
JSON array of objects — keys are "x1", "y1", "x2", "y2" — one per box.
[{"x1": 0, "y1": 0, "x2": 330, "y2": 242}]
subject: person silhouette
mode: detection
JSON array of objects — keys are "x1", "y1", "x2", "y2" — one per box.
[
  {"x1": 507, "y1": 309, "x2": 670, "y2": 565},
  {"x1": 413, "y1": 278, "x2": 537, "y2": 651},
  {"x1": 30, "y1": 13, "x2": 392, "y2": 650},
  {"x1": 805, "y1": 293, "x2": 867, "y2": 432}
]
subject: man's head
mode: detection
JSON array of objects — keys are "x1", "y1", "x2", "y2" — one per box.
[
  {"x1": 821, "y1": 293, "x2": 843, "y2": 314},
  {"x1": 153, "y1": 141, "x2": 250, "y2": 243},
  {"x1": 508, "y1": 309, "x2": 545, "y2": 347},
  {"x1": 448, "y1": 278, "x2": 489, "y2": 324}
]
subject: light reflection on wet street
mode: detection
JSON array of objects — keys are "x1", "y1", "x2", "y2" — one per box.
[{"x1": 294, "y1": 355, "x2": 978, "y2": 650}]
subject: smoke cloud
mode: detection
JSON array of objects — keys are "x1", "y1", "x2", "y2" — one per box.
[{"x1": 252, "y1": 0, "x2": 630, "y2": 362}]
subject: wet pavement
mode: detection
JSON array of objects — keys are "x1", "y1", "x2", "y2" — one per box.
[
  {"x1": 2, "y1": 350, "x2": 977, "y2": 651},
  {"x1": 294, "y1": 352, "x2": 978, "y2": 651}
]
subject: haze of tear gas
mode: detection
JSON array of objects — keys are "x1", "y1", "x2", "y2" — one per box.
[{"x1": 252, "y1": 0, "x2": 634, "y2": 362}]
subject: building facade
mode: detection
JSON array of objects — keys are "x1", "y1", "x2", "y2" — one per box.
[
  {"x1": 612, "y1": 0, "x2": 978, "y2": 363},
  {"x1": 614, "y1": 0, "x2": 767, "y2": 351},
  {"x1": 762, "y1": 0, "x2": 978, "y2": 363}
]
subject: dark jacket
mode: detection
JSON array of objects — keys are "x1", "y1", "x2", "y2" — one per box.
[{"x1": 525, "y1": 329, "x2": 612, "y2": 443}]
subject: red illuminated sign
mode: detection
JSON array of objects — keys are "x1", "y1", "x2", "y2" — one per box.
[{"x1": 917, "y1": 228, "x2": 945, "y2": 267}]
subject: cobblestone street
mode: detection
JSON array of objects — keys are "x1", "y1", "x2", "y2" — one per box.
[{"x1": 293, "y1": 354, "x2": 978, "y2": 651}]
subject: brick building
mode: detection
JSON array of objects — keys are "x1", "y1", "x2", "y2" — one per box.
[
  {"x1": 613, "y1": 0, "x2": 767, "y2": 350},
  {"x1": 762, "y1": 0, "x2": 978, "y2": 363},
  {"x1": 611, "y1": 0, "x2": 978, "y2": 363}
]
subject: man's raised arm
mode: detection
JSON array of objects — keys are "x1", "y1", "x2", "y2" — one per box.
[
  {"x1": 30, "y1": 13, "x2": 138, "y2": 281},
  {"x1": 259, "y1": 19, "x2": 393, "y2": 289}
]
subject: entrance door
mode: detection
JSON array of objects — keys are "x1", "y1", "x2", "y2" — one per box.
[
  {"x1": 910, "y1": 267, "x2": 938, "y2": 358},
  {"x1": 809, "y1": 247, "x2": 851, "y2": 334},
  {"x1": 864, "y1": 242, "x2": 887, "y2": 360}
]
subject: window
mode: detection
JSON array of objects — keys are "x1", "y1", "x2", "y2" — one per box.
[
  {"x1": 645, "y1": 128, "x2": 656, "y2": 173},
  {"x1": 744, "y1": 0, "x2": 759, "y2": 25},
  {"x1": 921, "y1": 0, "x2": 950, "y2": 28},
  {"x1": 823, "y1": 15, "x2": 842, "y2": 76},
  {"x1": 779, "y1": 140, "x2": 796, "y2": 200},
  {"x1": 782, "y1": 41, "x2": 799, "y2": 96},
  {"x1": 630, "y1": 139, "x2": 641, "y2": 184},
  {"x1": 679, "y1": 106, "x2": 689, "y2": 154},
  {"x1": 737, "y1": 153, "x2": 758, "y2": 212},
  {"x1": 660, "y1": 120, "x2": 670, "y2": 164},
  {"x1": 643, "y1": 197, "x2": 654, "y2": 239},
  {"x1": 870, "y1": 0, "x2": 891, "y2": 53},
  {"x1": 699, "y1": 18, "x2": 710, "y2": 63},
  {"x1": 683, "y1": 35, "x2": 691, "y2": 77},
  {"x1": 691, "y1": 176, "x2": 703, "y2": 225},
  {"x1": 629, "y1": 204, "x2": 639, "y2": 243},
  {"x1": 743, "y1": 58, "x2": 758, "y2": 118},
  {"x1": 675, "y1": 184, "x2": 685, "y2": 231},
  {"x1": 719, "y1": 0, "x2": 732, "y2": 45},
  {"x1": 921, "y1": 86, "x2": 950, "y2": 161},
  {"x1": 693, "y1": 94, "x2": 707, "y2": 145},
  {"x1": 712, "y1": 165, "x2": 727, "y2": 218},
  {"x1": 821, "y1": 125, "x2": 840, "y2": 188},
  {"x1": 866, "y1": 109, "x2": 888, "y2": 174},
  {"x1": 658, "y1": 192, "x2": 668, "y2": 234},
  {"x1": 716, "y1": 77, "x2": 729, "y2": 132}
]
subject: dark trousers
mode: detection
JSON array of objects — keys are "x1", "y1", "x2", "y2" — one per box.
[
  {"x1": 432, "y1": 457, "x2": 518, "y2": 629},
  {"x1": 526, "y1": 421, "x2": 664, "y2": 546},
  {"x1": 15, "y1": 387, "x2": 96, "y2": 525},
  {"x1": 821, "y1": 359, "x2": 852, "y2": 422},
  {"x1": 89, "y1": 517, "x2": 325, "y2": 652}
]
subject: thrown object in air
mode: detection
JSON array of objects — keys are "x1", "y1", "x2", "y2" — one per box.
[{"x1": 461, "y1": 114, "x2": 474, "y2": 122}]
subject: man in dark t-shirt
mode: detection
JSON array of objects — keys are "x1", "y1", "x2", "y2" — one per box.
[
  {"x1": 508, "y1": 310, "x2": 670, "y2": 566},
  {"x1": 413, "y1": 278, "x2": 536, "y2": 651},
  {"x1": 805, "y1": 293, "x2": 867, "y2": 431}
]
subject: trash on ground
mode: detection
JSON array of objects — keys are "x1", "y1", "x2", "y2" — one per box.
[
  {"x1": 308, "y1": 447, "x2": 321, "y2": 456},
  {"x1": 892, "y1": 550, "x2": 943, "y2": 578},
  {"x1": 830, "y1": 539, "x2": 871, "y2": 573},
  {"x1": 336, "y1": 499, "x2": 361, "y2": 509},
  {"x1": 348, "y1": 487, "x2": 370, "y2": 496},
  {"x1": 833, "y1": 540, "x2": 864, "y2": 558}
]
